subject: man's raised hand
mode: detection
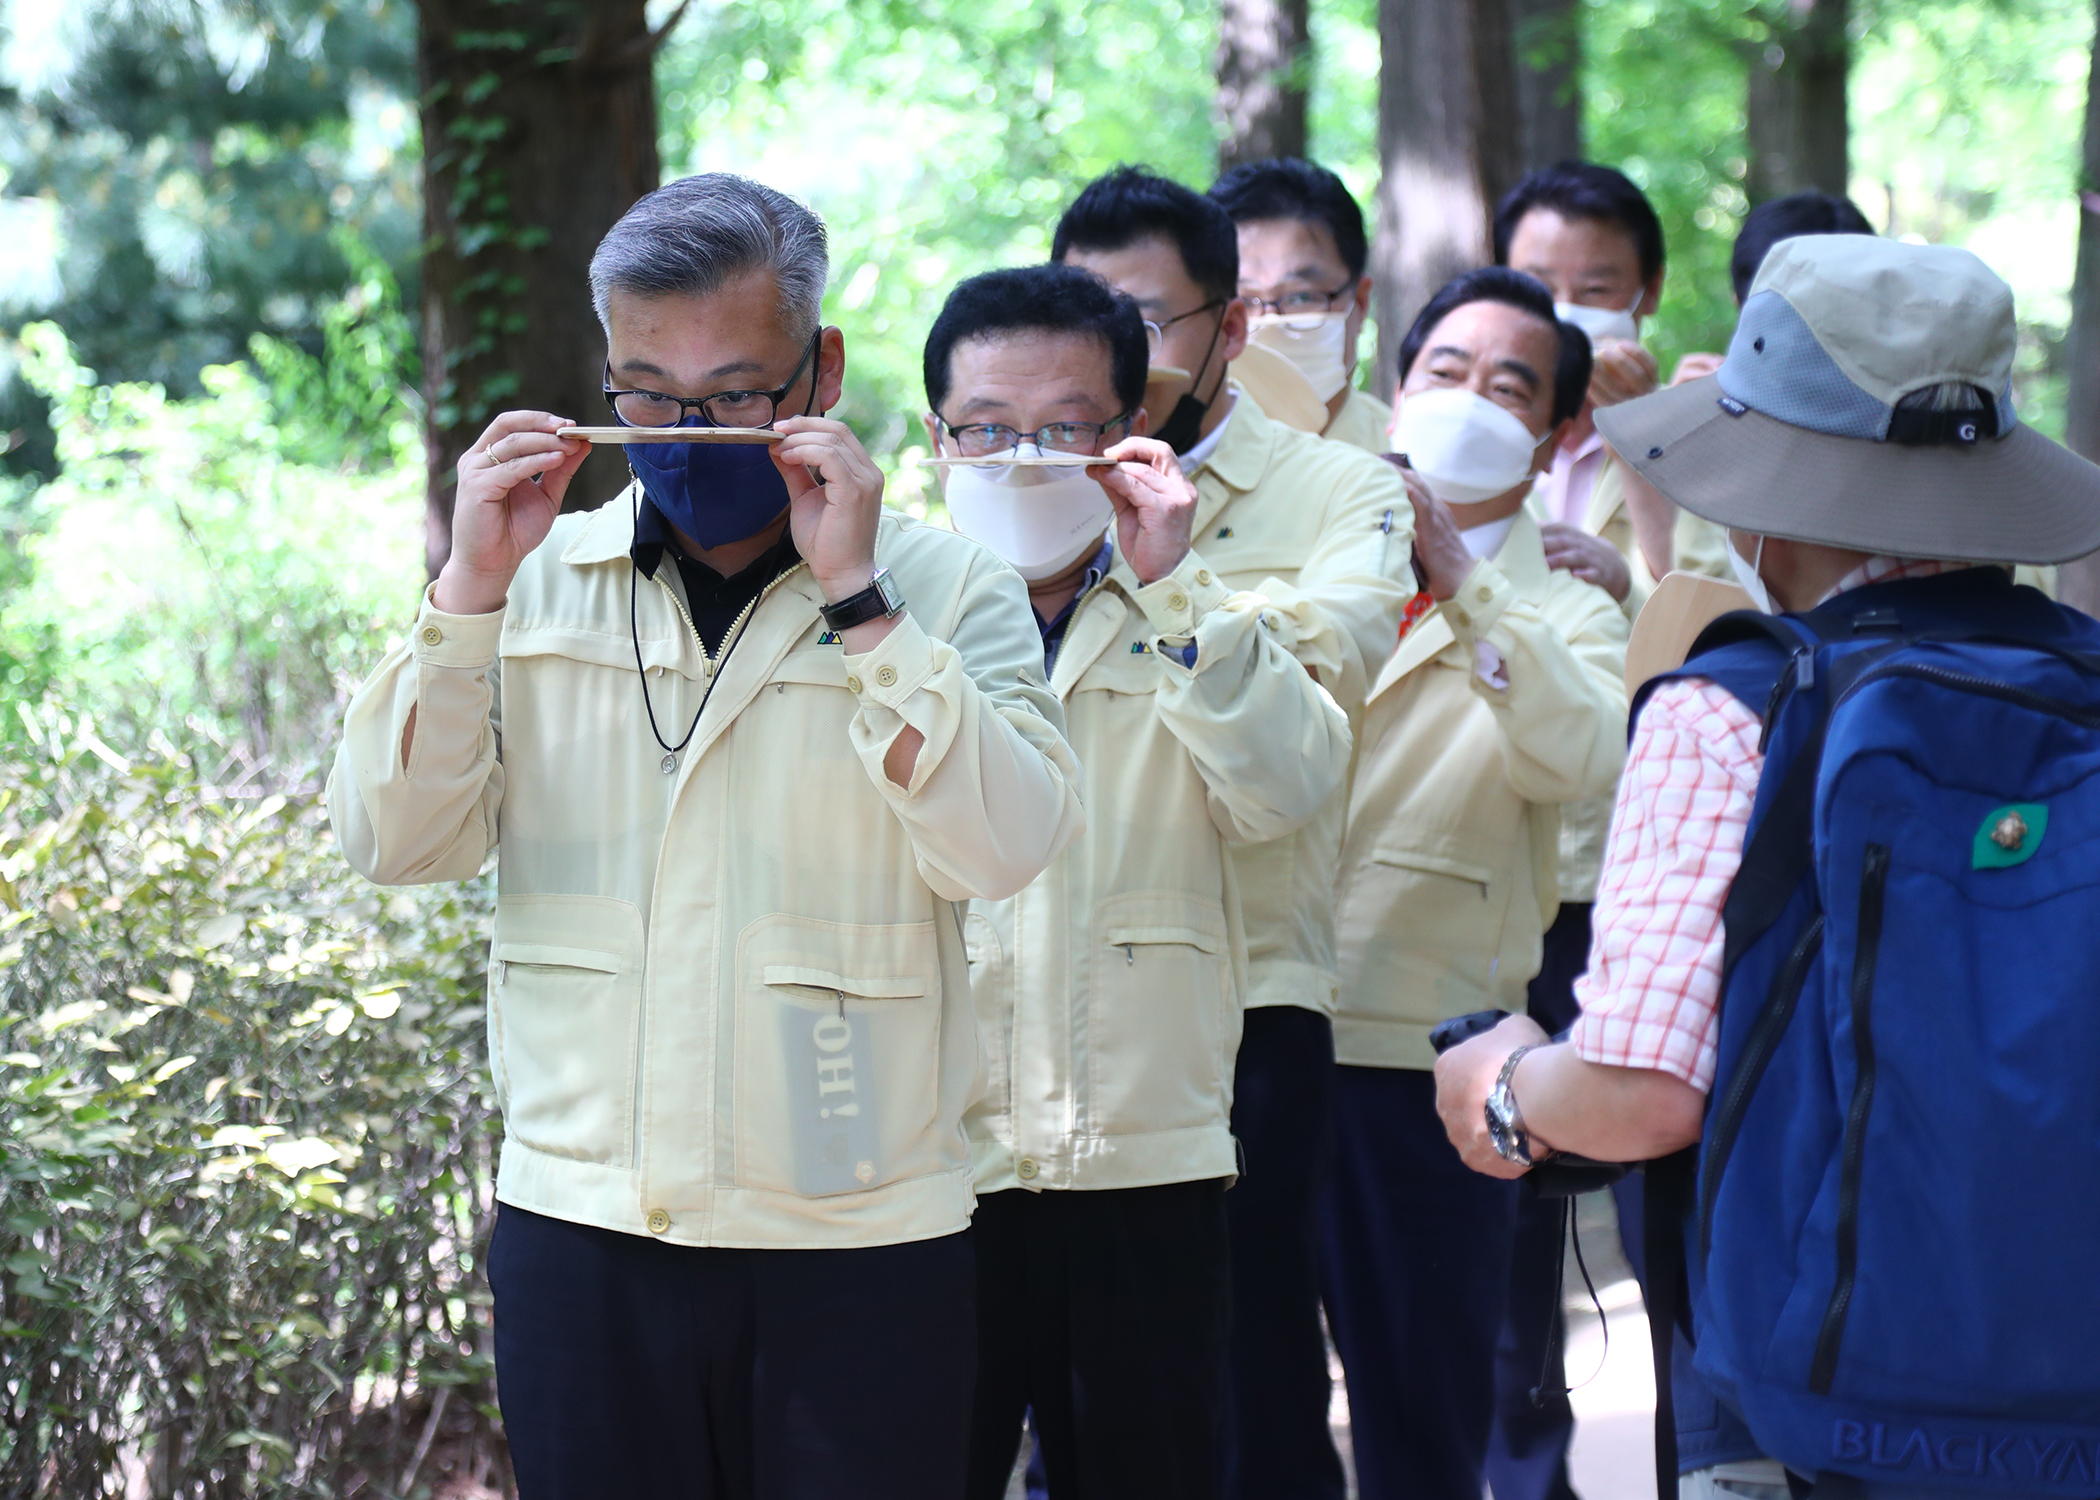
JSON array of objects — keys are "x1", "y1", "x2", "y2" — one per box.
[
  {"x1": 433, "y1": 411, "x2": 591, "y2": 615},
  {"x1": 1091, "y1": 436, "x2": 1197, "y2": 586},
  {"x1": 775, "y1": 415, "x2": 886, "y2": 604}
]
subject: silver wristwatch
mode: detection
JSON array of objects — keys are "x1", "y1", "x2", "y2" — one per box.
[{"x1": 1485, "y1": 1044, "x2": 1551, "y2": 1167}]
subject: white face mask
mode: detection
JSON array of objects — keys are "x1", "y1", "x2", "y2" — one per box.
[
  {"x1": 1391, "y1": 387, "x2": 1552, "y2": 505},
  {"x1": 1553, "y1": 291, "x2": 1642, "y2": 347},
  {"x1": 1728, "y1": 532, "x2": 1774, "y2": 613},
  {"x1": 1246, "y1": 311, "x2": 1351, "y2": 401},
  {"x1": 942, "y1": 457, "x2": 1114, "y2": 582}
]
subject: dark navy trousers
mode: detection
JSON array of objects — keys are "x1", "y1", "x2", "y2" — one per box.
[
  {"x1": 1221, "y1": 1004, "x2": 1348, "y2": 1500},
  {"x1": 488, "y1": 1204, "x2": 975, "y2": 1500},
  {"x1": 1322, "y1": 1065, "x2": 1519, "y2": 1500}
]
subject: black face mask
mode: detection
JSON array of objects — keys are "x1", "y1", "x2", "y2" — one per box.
[{"x1": 1155, "y1": 307, "x2": 1229, "y2": 456}]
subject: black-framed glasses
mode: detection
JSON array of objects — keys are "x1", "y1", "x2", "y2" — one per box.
[
  {"x1": 936, "y1": 412, "x2": 1135, "y2": 459},
  {"x1": 1141, "y1": 299, "x2": 1227, "y2": 358},
  {"x1": 1242, "y1": 281, "x2": 1354, "y2": 321},
  {"x1": 603, "y1": 330, "x2": 820, "y2": 429}
]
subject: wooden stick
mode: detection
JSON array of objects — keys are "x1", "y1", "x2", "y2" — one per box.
[
  {"x1": 914, "y1": 453, "x2": 1108, "y2": 468},
  {"x1": 554, "y1": 426, "x2": 785, "y2": 444}
]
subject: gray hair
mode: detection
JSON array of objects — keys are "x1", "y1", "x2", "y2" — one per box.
[{"x1": 589, "y1": 173, "x2": 828, "y2": 337}]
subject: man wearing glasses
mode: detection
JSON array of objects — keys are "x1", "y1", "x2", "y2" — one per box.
[
  {"x1": 328, "y1": 173, "x2": 1084, "y2": 1499},
  {"x1": 917, "y1": 262, "x2": 1349, "y2": 1500},
  {"x1": 1053, "y1": 167, "x2": 1414, "y2": 1500},
  {"x1": 1210, "y1": 157, "x2": 1391, "y2": 454}
]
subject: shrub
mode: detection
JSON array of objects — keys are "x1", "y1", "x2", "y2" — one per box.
[{"x1": 0, "y1": 704, "x2": 505, "y2": 1497}]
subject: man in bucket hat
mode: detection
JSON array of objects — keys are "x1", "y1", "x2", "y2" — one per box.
[{"x1": 1429, "y1": 234, "x2": 2100, "y2": 1499}]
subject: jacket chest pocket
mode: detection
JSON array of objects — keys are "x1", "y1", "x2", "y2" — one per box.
[
  {"x1": 734, "y1": 915, "x2": 944, "y2": 1197},
  {"x1": 488, "y1": 895, "x2": 646, "y2": 1168},
  {"x1": 1085, "y1": 892, "x2": 1234, "y2": 1136}
]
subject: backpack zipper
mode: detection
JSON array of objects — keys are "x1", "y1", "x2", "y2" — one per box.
[
  {"x1": 1839, "y1": 660, "x2": 2100, "y2": 726},
  {"x1": 1698, "y1": 913, "x2": 1825, "y2": 1260},
  {"x1": 1809, "y1": 841, "x2": 1891, "y2": 1395}
]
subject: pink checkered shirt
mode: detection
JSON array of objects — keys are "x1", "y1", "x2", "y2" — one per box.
[{"x1": 1569, "y1": 557, "x2": 1992, "y2": 1091}]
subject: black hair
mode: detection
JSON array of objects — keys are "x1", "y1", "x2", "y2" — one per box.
[
  {"x1": 1730, "y1": 192, "x2": 1875, "y2": 304},
  {"x1": 1493, "y1": 160, "x2": 1666, "y2": 284},
  {"x1": 923, "y1": 262, "x2": 1151, "y2": 418},
  {"x1": 1397, "y1": 266, "x2": 1592, "y2": 427},
  {"x1": 1051, "y1": 165, "x2": 1240, "y2": 304},
  {"x1": 1208, "y1": 157, "x2": 1368, "y2": 280}
]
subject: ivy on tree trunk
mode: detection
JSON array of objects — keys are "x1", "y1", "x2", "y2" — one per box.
[{"x1": 415, "y1": 0, "x2": 688, "y2": 578}]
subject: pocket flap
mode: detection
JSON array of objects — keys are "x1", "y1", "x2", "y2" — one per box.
[
  {"x1": 1369, "y1": 847, "x2": 1496, "y2": 886},
  {"x1": 769, "y1": 649, "x2": 850, "y2": 689},
  {"x1": 762, "y1": 964, "x2": 929, "y2": 1000},
  {"x1": 495, "y1": 941, "x2": 623, "y2": 974},
  {"x1": 1103, "y1": 925, "x2": 1226, "y2": 955}
]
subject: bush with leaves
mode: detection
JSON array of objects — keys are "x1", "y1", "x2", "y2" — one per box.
[{"x1": 0, "y1": 704, "x2": 505, "y2": 1498}]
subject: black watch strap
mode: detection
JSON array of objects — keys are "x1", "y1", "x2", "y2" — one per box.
[{"x1": 819, "y1": 568, "x2": 904, "y2": 631}]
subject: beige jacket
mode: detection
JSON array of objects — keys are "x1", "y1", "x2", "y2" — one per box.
[
  {"x1": 965, "y1": 547, "x2": 1350, "y2": 1194},
  {"x1": 1334, "y1": 512, "x2": 1627, "y2": 1069},
  {"x1": 327, "y1": 495, "x2": 1085, "y2": 1250},
  {"x1": 1322, "y1": 385, "x2": 1393, "y2": 454},
  {"x1": 1528, "y1": 448, "x2": 1729, "y2": 899},
  {"x1": 1189, "y1": 391, "x2": 1416, "y2": 1014}
]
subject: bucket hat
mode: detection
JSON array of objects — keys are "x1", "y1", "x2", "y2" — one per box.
[{"x1": 1595, "y1": 234, "x2": 2100, "y2": 564}]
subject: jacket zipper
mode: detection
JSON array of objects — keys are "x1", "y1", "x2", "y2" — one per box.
[
  {"x1": 1809, "y1": 841, "x2": 1890, "y2": 1395},
  {"x1": 1698, "y1": 913, "x2": 1825, "y2": 1259}
]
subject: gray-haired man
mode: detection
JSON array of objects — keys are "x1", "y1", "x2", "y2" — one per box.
[{"x1": 329, "y1": 173, "x2": 1085, "y2": 1497}]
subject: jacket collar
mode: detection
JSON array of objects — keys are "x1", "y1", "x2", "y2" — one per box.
[
  {"x1": 1189, "y1": 388, "x2": 1281, "y2": 536},
  {"x1": 561, "y1": 484, "x2": 647, "y2": 566}
]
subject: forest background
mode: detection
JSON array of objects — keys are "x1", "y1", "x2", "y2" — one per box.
[{"x1": 0, "y1": 0, "x2": 2094, "y2": 1494}]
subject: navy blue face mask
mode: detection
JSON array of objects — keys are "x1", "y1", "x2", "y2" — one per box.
[
  {"x1": 625, "y1": 434, "x2": 793, "y2": 549},
  {"x1": 619, "y1": 333, "x2": 821, "y2": 548}
]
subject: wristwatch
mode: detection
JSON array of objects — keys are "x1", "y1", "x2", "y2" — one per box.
[
  {"x1": 1485, "y1": 1044, "x2": 1553, "y2": 1167},
  {"x1": 819, "y1": 567, "x2": 905, "y2": 632}
]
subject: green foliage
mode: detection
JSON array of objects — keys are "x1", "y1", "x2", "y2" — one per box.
[
  {"x1": 0, "y1": 0, "x2": 420, "y2": 478},
  {"x1": 0, "y1": 706, "x2": 501, "y2": 1496},
  {"x1": 655, "y1": 0, "x2": 1224, "y2": 509},
  {"x1": 0, "y1": 323, "x2": 425, "y2": 779}
]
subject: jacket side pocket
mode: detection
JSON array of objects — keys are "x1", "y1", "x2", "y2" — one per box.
[
  {"x1": 1085, "y1": 891, "x2": 1234, "y2": 1136},
  {"x1": 489, "y1": 894, "x2": 645, "y2": 1167}
]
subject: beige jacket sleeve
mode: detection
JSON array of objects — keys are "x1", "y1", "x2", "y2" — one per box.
[
  {"x1": 839, "y1": 552, "x2": 1084, "y2": 902},
  {"x1": 1128, "y1": 550, "x2": 1353, "y2": 845},
  {"x1": 329, "y1": 588, "x2": 505, "y2": 886},
  {"x1": 1248, "y1": 457, "x2": 1414, "y2": 713},
  {"x1": 1444, "y1": 561, "x2": 1630, "y2": 807}
]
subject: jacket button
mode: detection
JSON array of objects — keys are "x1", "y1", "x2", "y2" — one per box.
[
  {"x1": 1167, "y1": 592, "x2": 1189, "y2": 613},
  {"x1": 1476, "y1": 585, "x2": 1493, "y2": 602},
  {"x1": 1195, "y1": 569, "x2": 1212, "y2": 586},
  {"x1": 646, "y1": 1208, "x2": 670, "y2": 1234},
  {"x1": 1016, "y1": 1157, "x2": 1039, "y2": 1180},
  {"x1": 846, "y1": 674, "x2": 863, "y2": 693},
  {"x1": 875, "y1": 665, "x2": 898, "y2": 688},
  {"x1": 420, "y1": 625, "x2": 443, "y2": 647},
  {"x1": 1450, "y1": 607, "x2": 1471, "y2": 627}
]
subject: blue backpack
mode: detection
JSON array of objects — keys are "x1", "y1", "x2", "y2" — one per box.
[{"x1": 1638, "y1": 568, "x2": 2100, "y2": 1496}]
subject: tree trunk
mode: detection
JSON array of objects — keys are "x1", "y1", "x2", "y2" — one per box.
[
  {"x1": 1743, "y1": 0, "x2": 1849, "y2": 203},
  {"x1": 2055, "y1": 0, "x2": 2100, "y2": 613},
  {"x1": 1373, "y1": 0, "x2": 1523, "y2": 395},
  {"x1": 1511, "y1": 0, "x2": 1581, "y2": 171},
  {"x1": 1216, "y1": 0, "x2": 1312, "y2": 174},
  {"x1": 416, "y1": 0, "x2": 676, "y2": 579}
]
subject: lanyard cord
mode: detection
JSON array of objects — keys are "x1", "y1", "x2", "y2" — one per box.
[{"x1": 628, "y1": 486, "x2": 756, "y2": 758}]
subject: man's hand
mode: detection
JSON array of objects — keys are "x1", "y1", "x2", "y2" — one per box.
[
  {"x1": 1395, "y1": 465, "x2": 1477, "y2": 602},
  {"x1": 1588, "y1": 337, "x2": 1660, "y2": 409},
  {"x1": 1092, "y1": 435, "x2": 1197, "y2": 585},
  {"x1": 1433, "y1": 1013, "x2": 1551, "y2": 1179},
  {"x1": 1540, "y1": 521, "x2": 1632, "y2": 602},
  {"x1": 433, "y1": 411, "x2": 591, "y2": 614},
  {"x1": 1671, "y1": 351, "x2": 1725, "y2": 386},
  {"x1": 775, "y1": 415, "x2": 886, "y2": 603}
]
